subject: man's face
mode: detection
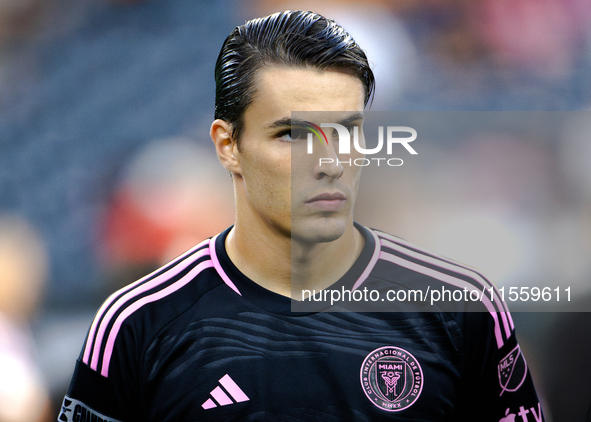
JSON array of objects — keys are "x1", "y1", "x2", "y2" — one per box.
[{"x1": 235, "y1": 66, "x2": 365, "y2": 244}]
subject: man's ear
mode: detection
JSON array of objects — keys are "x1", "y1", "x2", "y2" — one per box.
[{"x1": 211, "y1": 119, "x2": 241, "y2": 175}]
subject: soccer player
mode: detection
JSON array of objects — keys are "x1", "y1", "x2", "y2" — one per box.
[{"x1": 59, "y1": 10, "x2": 544, "y2": 421}]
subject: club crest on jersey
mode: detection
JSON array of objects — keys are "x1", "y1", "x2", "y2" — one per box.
[
  {"x1": 498, "y1": 345, "x2": 528, "y2": 395},
  {"x1": 360, "y1": 346, "x2": 423, "y2": 412}
]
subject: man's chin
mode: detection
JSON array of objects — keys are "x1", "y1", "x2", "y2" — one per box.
[{"x1": 290, "y1": 218, "x2": 348, "y2": 245}]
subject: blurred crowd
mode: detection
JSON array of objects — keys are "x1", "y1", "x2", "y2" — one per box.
[{"x1": 0, "y1": 0, "x2": 590, "y2": 420}]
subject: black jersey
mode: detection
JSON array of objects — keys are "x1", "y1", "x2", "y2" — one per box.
[{"x1": 59, "y1": 224, "x2": 544, "y2": 421}]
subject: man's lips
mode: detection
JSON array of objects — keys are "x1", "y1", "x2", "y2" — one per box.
[{"x1": 305, "y1": 192, "x2": 347, "y2": 211}]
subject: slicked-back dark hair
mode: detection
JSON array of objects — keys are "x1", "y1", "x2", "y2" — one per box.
[{"x1": 214, "y1": 10, "x2": 375, "y2": 143}]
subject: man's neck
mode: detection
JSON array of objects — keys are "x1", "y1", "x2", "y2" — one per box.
[{"x1": 225, "y1": 218, "x2": 364, "y2": 298}]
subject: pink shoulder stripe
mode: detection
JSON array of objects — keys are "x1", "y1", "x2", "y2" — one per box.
[
  {"x1": 209, "y1": 234, "x2": 241, "y2": 296},
  {"x1": 379, "y1": 237, "x2": 512, "y2": 341},
  {"x1": 83, "y1": 239, "x2": 210, "y2": 369},
  {"x1": 100, "y1": 260, "x2": 213, "y2": 377},
  {"x1": 351, "y1": 228, "x2": 382, "y2": 292},
  {"x1": 380, "y1": 251, "x2": 505, "y2": 349},
  {"x1": 377, "y1": 231, "x2": 514, "y2": 332}
]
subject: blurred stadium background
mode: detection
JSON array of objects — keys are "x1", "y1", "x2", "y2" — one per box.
[{"x1": 0, "y1": 0, "x2": 590, "y2": 420}]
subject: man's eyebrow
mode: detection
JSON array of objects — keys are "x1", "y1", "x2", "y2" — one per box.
[
  {"x1": 267, "y1": 113, "x2": 365, "y2": 129},
  {"x1": 267, "y1": 117, "x2": 295, "y2": 129},
  {"x1": 337, "y1": 112, "x2": 365, "y2": 126}
]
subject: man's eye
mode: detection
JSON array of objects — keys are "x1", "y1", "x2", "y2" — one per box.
[
  {"x1": 279, "y1": 128, "x2": 310, "y2": 142},
  {"x1": 331, "y1": 125, "x2": 355, "y2": 141},
  {"x1": 343, "y1": 125, "x2": 356, "y2": 137}
]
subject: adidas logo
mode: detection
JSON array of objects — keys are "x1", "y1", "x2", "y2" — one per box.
[{"x1": 202, "y1": 374, "x2": 250, "y2": 410}]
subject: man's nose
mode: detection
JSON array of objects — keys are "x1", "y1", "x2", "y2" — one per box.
[{"x1": 313, "y1": 134, "x2": 343, "y2": 180}]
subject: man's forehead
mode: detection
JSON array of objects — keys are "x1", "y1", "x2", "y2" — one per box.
[{"x1": 247, "y1": 66, "x2": 365, "y2": 127}]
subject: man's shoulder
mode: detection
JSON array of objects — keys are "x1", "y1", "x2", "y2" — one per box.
[
  {"x1": 362, "y1": 226, "x2": 515, "y2": 350},
  {"x1": 79, "y1": 238, "x2": 225, "y2": 377},
  {"x1": 107, "y1": 238, "x2": 220, "y2": 323},
  {"x1": 366, "y1": 226, "x2": 500, "y2": 297}
]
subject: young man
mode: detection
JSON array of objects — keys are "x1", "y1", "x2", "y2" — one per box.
[{"x1": 59, "y1": 10, "x2": 544, "y2": 421}]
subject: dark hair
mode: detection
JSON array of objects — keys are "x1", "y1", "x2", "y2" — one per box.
[{"x1": 214, "y1": 10, "x2": 375, "y2": 143}]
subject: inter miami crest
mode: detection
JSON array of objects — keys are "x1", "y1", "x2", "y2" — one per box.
[
  {"x1": 498, "y1": 345, "x2": 528, "y2": 395},
  {"x1": 360, "y1": 346, "x2": 423, "y2": 412}
]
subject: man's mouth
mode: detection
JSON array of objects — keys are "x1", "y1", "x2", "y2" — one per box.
[{"x1": 305, "y1": 192, "x2": 347, "y2": 212}]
